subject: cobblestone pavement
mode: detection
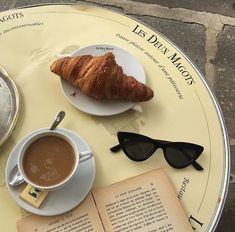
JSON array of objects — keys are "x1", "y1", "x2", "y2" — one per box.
[{"x1": 1, "y1": 0, "x2": 235, "y2": 231}]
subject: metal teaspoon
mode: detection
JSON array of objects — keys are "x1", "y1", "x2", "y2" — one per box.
[{"x1": 8, "y1": 111, "x2": 66, "y2": 187}]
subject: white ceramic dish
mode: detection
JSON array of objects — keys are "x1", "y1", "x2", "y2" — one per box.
[
  {"x1": 5, "y1": 128, "x2": 95, "y2": 216},
  {"x1": 60, "y1": 44, "x2": 146, "y2": 116}
]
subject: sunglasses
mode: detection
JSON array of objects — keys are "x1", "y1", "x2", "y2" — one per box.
[{"x1": 110, "y1": 132, "x2": 204, "y2": 171}]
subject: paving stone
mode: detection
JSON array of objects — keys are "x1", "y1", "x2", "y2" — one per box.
[
  {"x1": 0, "y1": 0, "x2": 12, "y2": 11},
  {"x1": 9, "y1": 0, "x2": 119, "y2": 11},
  {"x1": 12, "y1": 0, "x2": 74, "y2": 8},
  {"x1": 78, "y1": 0, "x2": 124, "y2": 13},
  {"x1": 213, "y1": 25, "x2": 235, "y2": 140},
  {"x1": 216, "y1": 145, "x2": 235, "y2": 231},
  {"x1": 129, "y1": 14, "x2": 206, "y2": 75},
  {"x1": 134, "y1": 0, "x2": 235, "y2": 18}
]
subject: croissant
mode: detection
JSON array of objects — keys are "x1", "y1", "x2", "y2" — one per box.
[{"x1": 50, "y1": 52, "x2": 154, "y2": 102}]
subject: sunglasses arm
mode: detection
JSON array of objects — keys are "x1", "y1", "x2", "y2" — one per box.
[
  {"x1": 192, "y1": 161, "x2": 204, "y2": 171},
  {"x1": 110, "y1": 144, "x2": 122, "y2": 152}
]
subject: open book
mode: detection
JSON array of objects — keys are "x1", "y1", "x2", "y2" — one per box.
[{"x1": 17, "y1": 169, "x2": 193, "y2": 231}]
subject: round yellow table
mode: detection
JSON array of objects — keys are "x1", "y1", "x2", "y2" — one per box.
[{"x1": 0, "y1": 4, "x2": 230, "y2": 232}]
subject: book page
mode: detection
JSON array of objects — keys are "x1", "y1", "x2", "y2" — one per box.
[
  {"x1": 17, "y1": 193, "x2": 105, "y2": 232},
  {"x1": 93, "y1": 168, "x2": 193, "y2": 232}
]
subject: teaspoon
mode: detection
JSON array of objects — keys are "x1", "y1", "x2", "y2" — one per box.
[{"x1": 8, "y1": 110, "x2": 66, "y2": 187}]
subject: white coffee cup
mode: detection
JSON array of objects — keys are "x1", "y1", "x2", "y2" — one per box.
[{"x1": 18, "y1": 129, "x2": 93, "y2": 191}]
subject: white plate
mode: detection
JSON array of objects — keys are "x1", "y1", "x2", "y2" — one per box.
[
  {"x1": 60, "y1": 44, "x2": 146, "y2": 116},
  {"x1": 5, "y1": 128, "x2": 95, "y2": 216}
]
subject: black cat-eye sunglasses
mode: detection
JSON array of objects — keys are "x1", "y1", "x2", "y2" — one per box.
[{"x1": 110, "y1": 132, "x2": 204, "y2": 171}]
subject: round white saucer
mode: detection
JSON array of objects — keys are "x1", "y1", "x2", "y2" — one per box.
[
  {"x1": 5, "y1": 128, "x2": 96, "y2": 216},
  {"x1": 60, "y1": 44, "x2": 146, "y2": 116}
]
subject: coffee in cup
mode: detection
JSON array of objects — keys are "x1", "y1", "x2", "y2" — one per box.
[{"x1": 18, "y1": 130, "x2": 93, "y2": 191}]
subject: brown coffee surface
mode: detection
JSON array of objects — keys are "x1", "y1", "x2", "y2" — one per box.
[{"x1": 23, "y1": 136, "x2": 76, "y2": 187}]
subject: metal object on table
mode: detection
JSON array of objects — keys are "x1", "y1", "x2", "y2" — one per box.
[
  {"x1": 50, "y1": 111, "x2": 65, "y2": 130},
  {"x1": 8, "y1": 165, "x2": 24, "y2": 187},
  {"x1": 0, "y1": 66, "x2": 20, "y2": 146}
]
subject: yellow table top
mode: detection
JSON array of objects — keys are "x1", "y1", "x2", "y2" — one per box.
[{"x1": 0, "y1": 4, "x2": 230, "y2": 231}]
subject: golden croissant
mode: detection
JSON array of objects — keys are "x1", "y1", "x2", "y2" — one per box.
[{"x1": 50, "y1": 52, "x2": 154, "y2": 102}]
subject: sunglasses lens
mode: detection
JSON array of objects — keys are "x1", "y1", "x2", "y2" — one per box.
[
  {"x1": 165, "y1": 146, "x2": 197, "y2": 168},
  {"x1": 123, "y1": 138, "x2": 155, "y2": 161}
]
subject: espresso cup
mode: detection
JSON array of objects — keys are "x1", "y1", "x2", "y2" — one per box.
[{"x1": 18, "y1": 129, "x2": 93, "y2": 191}]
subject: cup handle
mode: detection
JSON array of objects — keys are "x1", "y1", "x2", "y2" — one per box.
[{"x1": 79, "y1": 151, "x2": 93, "y2": 163}]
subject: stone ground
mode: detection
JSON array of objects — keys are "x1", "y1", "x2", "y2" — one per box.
[{"x1": 0, "y1": 0, "x2": 234, "y2": 231}]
